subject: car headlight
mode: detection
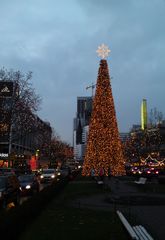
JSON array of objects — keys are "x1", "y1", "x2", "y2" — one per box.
[
  {"x1": 51, "y1": 174, "x2": 55, "y2": 178},
  {"x1": 57, "y1": 172, "x2": 61, "y2": 176},
  {"x1": 26, "y1": 185, "x2": 31, "y2": 189},
  {"x1": 40, "y1": 175, "x2": 44, "y2": 179}
]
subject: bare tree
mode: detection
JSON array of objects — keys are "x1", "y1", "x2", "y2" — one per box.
[
  {"x1": 0, "y1": 68, "x2": 42, "y2": 152},
  {"x1": 149, "y1": 107, "x2": 164, "y2": 127}
]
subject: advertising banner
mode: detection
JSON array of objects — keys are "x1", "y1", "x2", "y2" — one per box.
[{"x1": 0, "y1": 81, "x2": 13, "y2": 97}]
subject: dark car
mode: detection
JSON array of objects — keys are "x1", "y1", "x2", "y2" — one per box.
[
  {"x1": 0, "y1": 175, "x2": 21, "y2": 209},
  {"x1": 18, "y1": 174, "x2": 40, "y2": 196},
  {"x1": 57, "y1": 167, "x2": 70, "y2": 179},
  {"x1": 0, "y1": 167, "x2": 19, "y2": 176}
]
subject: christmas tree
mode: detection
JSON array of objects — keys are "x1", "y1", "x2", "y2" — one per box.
[{"x1": 82, "y1": 44, "x2": 125, "y2": 176}]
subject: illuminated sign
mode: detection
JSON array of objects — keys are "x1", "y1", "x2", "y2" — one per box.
[
  {"x1": 0, "y1": 153, "x2": 9, "y2": 158},
  {"x1": 0, "y1": 82, "x2": 13, "y2": 97}
]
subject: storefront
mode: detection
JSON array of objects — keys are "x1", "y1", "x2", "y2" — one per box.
[{"x1": 0, "y1": 152, "x2": 9, "y2": 167}]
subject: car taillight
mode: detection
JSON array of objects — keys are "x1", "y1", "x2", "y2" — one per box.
[
  {"x1": 156, "y1": 171, "x2": 159, "y2": 174},
  {"x1": 147, "y1": 171, "x2": 151, "y2": 174}
]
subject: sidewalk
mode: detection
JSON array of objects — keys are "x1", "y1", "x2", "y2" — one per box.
[
  {"x1": 110, "y1": 177, "x2": 165, "y2": 240},
  {"x1": 107, "y1": 176, "x2": 165, "y2": 204}
]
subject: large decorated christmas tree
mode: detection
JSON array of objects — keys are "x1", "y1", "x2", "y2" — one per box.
[{"x1": 82, "y1": 44, "x2": 125, "y2": 176}]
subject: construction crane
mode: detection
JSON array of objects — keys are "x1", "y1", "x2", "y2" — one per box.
[
  {"x1": 86, "y1": 77, "x2": 113, "y2": 97},
  {"x1": 86, "y1": 82, "x2": 96, "y2": 97}
]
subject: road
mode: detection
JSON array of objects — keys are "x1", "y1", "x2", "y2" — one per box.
[{"x1": 20, "y1": 182, "x2": 53, "y2": 204}]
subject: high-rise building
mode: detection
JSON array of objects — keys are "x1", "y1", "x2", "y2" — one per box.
[
  {"x1": 120, "y1": 132, "x2": 130, "y2": 142},
  {"x1": 73, "y1": 96, "x2": 92, "y2": 160},
  {"x1": 141, "y1": 99, "x2": 148, "y2": 130},
  {"x1": 77, "y1": 97, "x2": 92, "y2": 125}
]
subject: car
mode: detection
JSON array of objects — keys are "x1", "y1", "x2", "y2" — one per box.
[
  {"x1": 130, "y1": 167, "x2": 141, "y2": 175},
  {"x1": 0, "y1": 167, "x2": 19, "y2": 176},
  {"x1": 18, "y1": 174, "x2": 40, "y2": 196},
  {"x1": 150, "y1": 168, "x2": 159, "y2": 176},
  {"x1": 57, "y1": 167, "x2": 70, "y2": 179},
  {"x1": 40, "y1": 169, "x2": 57, "y2": 183},
  {"x1": 55, "y1": 168, "x2": 62, "y2": 179},
  {"x1": 142, "y1": 167, "x2": 159, "y2": 178},
  {"x1": 0, "y1": 174, "x2": 21, "y2": 209}
]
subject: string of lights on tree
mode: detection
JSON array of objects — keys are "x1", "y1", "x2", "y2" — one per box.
[{"x1": 82, "y1": 44, "x2": 125, "y2": 176}]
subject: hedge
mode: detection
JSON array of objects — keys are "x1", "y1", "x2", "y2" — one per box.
[{"x1": 0, "y1": 177, "x2": 69, "y2": 240}]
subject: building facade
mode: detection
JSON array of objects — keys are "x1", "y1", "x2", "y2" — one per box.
[
  {"x1": 0, "y1": 81, "x2": 52, "y2": 169},
  {"x1": 73, "y1": 96, "x2": 92, "y2": 161}
]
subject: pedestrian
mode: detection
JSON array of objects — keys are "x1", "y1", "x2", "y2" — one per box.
[
  {"x1": 99, "y1": 167, "x2": 104, "y2": 181},
  {"x1": 91, "y1": 168, "x2": 95, "y2": 176},
  {"x1": 91, "y1": 168, "x2": 96, "y2": 181}
]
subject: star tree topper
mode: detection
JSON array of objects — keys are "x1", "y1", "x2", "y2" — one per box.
[{"x1": 96, "y1": 44, "x2": 111, "y2": 59}]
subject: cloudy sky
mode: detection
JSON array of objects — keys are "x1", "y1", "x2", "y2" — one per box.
[{"x1": 0, "y1": 0, "x2": 165, "y2": 145}]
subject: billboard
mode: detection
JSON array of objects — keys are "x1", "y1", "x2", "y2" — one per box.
[{"x1": 0, "y1": 81, "x2": 13, "y2": 97}]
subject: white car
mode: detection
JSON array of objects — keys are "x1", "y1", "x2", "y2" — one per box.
[{"x1": 40, "y1": 169, "x2": 57, "y2": 183}]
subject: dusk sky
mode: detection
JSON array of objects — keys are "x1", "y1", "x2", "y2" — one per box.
[{"x1": 0, "y1": 0, "x2": 165, "y2": 145}]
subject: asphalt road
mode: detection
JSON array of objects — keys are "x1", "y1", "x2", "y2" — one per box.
[{"x1": 20, "y1": 182, "x2": 50, "y2": 204}]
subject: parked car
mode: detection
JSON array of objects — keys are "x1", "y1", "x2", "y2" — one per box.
[
  {"x1": 40, "y1": 169, "x2": 57, "y2": 183},
  {"x1": 0, "y1": 175, "x2": 21, "y2": 209},
  {"x1": 18, "y1": 174, "x2": 40, "y2": 196},
  {"x1": 0, "y1": 167, "x2": 19, "y2": 176}
]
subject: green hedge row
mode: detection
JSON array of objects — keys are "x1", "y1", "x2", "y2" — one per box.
[{"x1": 0, "y1": 177, "x2": 69, "y2": 240}]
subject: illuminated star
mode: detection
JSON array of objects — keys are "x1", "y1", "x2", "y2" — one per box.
[{"x1": 96, "y1": 44, "x2": 111, "y2": 59}]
